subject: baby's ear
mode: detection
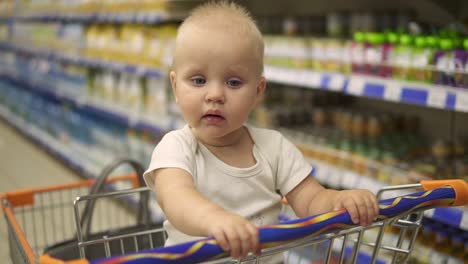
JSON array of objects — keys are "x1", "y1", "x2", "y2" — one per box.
[
  {"x1": 256, "y1": 77, "x2": 266, "y2": 97},
  {"x1": 169, "y1": 71, "x2": 179, "y2": 103}
]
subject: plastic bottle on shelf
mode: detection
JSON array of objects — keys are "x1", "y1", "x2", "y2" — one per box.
[
  {"x1": 431, "y1": 140, "x2": 454, "y2": 179},
  {"x1": 463, "y1": 232, "x2": 468, "y2": 263},
  {"x1": 431, "y1": 226, "x2": 451, "y2": 263},
  {"x1": 460, "y1": 38, "x2": 468, "y2": 88},
  {"x1": 393, "y1": 34, "x2": 413, "y2": 80},
  {"x1": 413, "y1": 218, "x2": 437, "y2": 264},
  {"x1": 363, "y1": 32, "x2": 384, "y2": 76},
  {"x1": 433, "y1": 38, "x2": 456, "y2": 86},
  {"x1": 380, "y1": 31, "x2": 398, "y2": 78},
  {"x1": 410, "y1": 36, "x2": 435, "y2": 83},
  {"x1": 453, "y1": 38, "x2": 468, "y2": 88},
  {"x1": 350, "y1": 31, "x2": 366, "y2": 74},
  {"x1": 447, "y1": 233, "x2": 465, "y2": 264},
  {"x1": 422, "y1": 35, "x2": 440, "y2": 84}
]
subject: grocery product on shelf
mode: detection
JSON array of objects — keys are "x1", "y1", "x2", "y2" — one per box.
[
  {"x1": 409, "y1": 35, "x2": 437, "y2": 83},
  {"x1": 253, "y1": 84, "x2": 468, "y2": 185},
  {"x1": 433, "y1": 38, "x2": 457, "y2": 87},
  {"x1": 350, "y1": 31, "x2": 366, "y2": 74}
]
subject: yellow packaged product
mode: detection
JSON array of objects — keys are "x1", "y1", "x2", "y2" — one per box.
[
  {"x1": 102, "y1": 70, "x2": 117, "y2": 103},
  {"x1": 101, "y1": 24, "x2": 122, "y2": 62},
  {"x1": 289, "y1": 37, "x2": 310, "y2": 69},
  {"x1": 311, "y1": 38, "x2": 326, "y2": 71},
  {"x1": 324, "y1": 39, "x2": 343, "y2": 73},
  {"x1": 76, "y1": 0, "x2": 101, "y2": 14},
  {"x1": 159, "y1": 25, "x2": 177, "y2": 68},
  {"x1": 144, "y1": 73, "x2": 168, "y2": 116},
  {"x1": 121, "y1": 24, "x2": 146, "y2": 65},
  {"x1": 142, "y1": 27, "x2": 163, "y2": 67},
  {"x1": 84, "y1": 25, "x2": 99, "y2": 58},
  {"x1": 0, "y1": 1, "x2": 12, "y2": 17},
  {"x1": 102, "y1": 0, "x2": 125, "y2": 13},
  {"x1": 127, "y1": 74, "x2": 144, "y2": 112},
  {"x1": 340, "y1": 40, "x2": 353, "y2": 74},
  {"x1": 139, "y1": 0, "x2": 168, "y2": 14}
]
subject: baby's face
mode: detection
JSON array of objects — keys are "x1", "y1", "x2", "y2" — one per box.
[{"x1": 170, "y1": 25, "x2": 265, "y2": 142}]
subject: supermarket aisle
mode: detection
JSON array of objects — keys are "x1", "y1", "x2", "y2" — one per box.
[{"x1": 0, "y1": 120, "x2": 82, "y2": 262}]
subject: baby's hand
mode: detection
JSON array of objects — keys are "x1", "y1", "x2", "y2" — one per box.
[
  {"x1": 205, "y1": 210, "x2": 259, "y2": 260},
  {"x1": 333, "y1": 189, "x2": 379, "y2": 226}
]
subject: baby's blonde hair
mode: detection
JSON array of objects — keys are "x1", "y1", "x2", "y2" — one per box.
[{"x1": 174, "y1": 0, "x2": 264, "y2": 73}]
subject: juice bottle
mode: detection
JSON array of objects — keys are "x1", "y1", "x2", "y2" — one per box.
[
  {"x1": 393, "y1": 34, "x2": 413, "y2": 80},
  {"x1": 459, "y1": 38, "x2": 468, "y2": 88},
  {"x1": 350, "y1": 31, "x2": 366, "y2": 74},
  {"x1": 454, "y1": 38, "x2": 468, "y2": 88},
  {"x1": 433, "y1": 38, "x2": 455, "y2": 86},
  {"x1": 364, "y1": 32, "x2": 384, "y2": 76},
  {"x1": 447, "y1": 233, "x2": 464, "y2": 264},
  {"x1": 410, "y1": 36, "x2": 436, "y2": 83},
  {"x1": 415, "y1": 219, "x2": 437, "y2": 264},
  {"x1": 381, "y1": 31, "x2": 398, "y2": 78},
  {"x1": 424, "y1": 36, "x2": 439, "y2": 84},
  {"x1": 431, "y1": 227, "x2": 450, "y2": 263},
  {"x1": 464, "y1": 232, "x2": 468, "y2": 263}
]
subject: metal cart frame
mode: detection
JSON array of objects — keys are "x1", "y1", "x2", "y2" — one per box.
[{"x1": 2, "y1": 175, "x2": 467, "y2": 264}]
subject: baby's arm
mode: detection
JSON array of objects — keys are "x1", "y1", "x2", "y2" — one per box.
[
  {"x1": 152, "y1": 167, "x2": 259, "y2": 259},
  {"x1": 286, "y1": 176, "x2": 379, "y2": 226}
]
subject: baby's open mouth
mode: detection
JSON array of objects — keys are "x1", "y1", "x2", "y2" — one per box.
[
  {"x1": 202, "y1": 114, "x2": 225, "y2": 119},
  {"x1": 202, "y1": 111, "x2": 226, "y2": 124}
]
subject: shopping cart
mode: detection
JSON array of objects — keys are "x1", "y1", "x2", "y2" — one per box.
[{"x1": 2, "y1": 175, "x2": 467, "y2": 264}]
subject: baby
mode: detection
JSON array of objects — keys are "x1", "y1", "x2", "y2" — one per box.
[{"x1": 143, "y1": 0, "x2": 378, "y2": 261}]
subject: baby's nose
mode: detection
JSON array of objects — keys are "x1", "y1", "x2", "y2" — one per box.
[{"x1": 206, "y1": 85, "x2": 225, "y2": 103}]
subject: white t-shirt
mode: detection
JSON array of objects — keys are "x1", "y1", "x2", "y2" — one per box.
[{"x1": 143, "y1": 125, "x2": 313, "y2": 246}]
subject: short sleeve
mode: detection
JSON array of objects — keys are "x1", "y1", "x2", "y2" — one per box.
[
  {"x1": 276, "y1": 135, "x2": 314, "y2": 196},
  {"x1": 143, "y1": 129, "x2": 195, "y2": 190}
]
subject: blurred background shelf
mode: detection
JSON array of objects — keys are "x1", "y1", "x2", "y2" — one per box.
[{"x1": 266, "y1": 66, "x2": 468, "y2": 112}]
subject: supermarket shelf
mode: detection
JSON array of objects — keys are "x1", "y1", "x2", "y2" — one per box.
[
  {"x1": 0, "y1": 74, "x2": 171, "y2": 135},
  {"x1": 0, "y1": 42, "x2": 163, "y2": 78},
  {"x1": 9, "y1": 12, "x2": 184, "y2": 25},
  {"x1": 0, "y1": 103, "x2": 165, "y2": 222},
  {"x1": 310, "y1": 158, "x2": 468, "y2": 232},
  {"x1": 265, "y1": 65, "x2": 468, "y2": 113},
  {"x1": 0, "y1": 104, "x2": 99, "y2": 178}
]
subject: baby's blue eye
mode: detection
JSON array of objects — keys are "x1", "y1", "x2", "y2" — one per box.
[
  {"x1": 227, "y1": 79, "x2": 242, "y2": 87},
  {"x1": 191, "y1": 77, "x2": 206, "y2": 86}
]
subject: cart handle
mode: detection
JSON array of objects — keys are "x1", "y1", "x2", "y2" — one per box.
[
  {"x1": 90, "y1": 180, "x2": 467, "y2": 264},
  {"x1": 421, "y1": 179, "x2": 468, "y2": 206}
]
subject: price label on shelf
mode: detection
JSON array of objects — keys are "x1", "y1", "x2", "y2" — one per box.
[
  {"x1": 423, "y1": 209, "x2": 435, "y2": 218},
  {"x1": 455, "y1": 92, "x2": 468, "y2": 112},
  {"x1": 276, "y1": 68, "x2": 289, "y2": 83},
  {"x1": 305, "y1": 71, "x2": 321, "y2": 88},
  {"x1": 313, "y1": 162, "x2": 329, "y2": 184},
  {"x1": 341, "y1": 171, "x2": 359, "y2": 189},
  {"x1": 264, "y1": 66, "x2": 273, "y2": 79},
  {"x1": 383, "y1": 80, "x2": 402, "y2": 101},
  {"x1": 461, "y1": 209, "x2": 468, "y2": 230},
  {"x1": 328, "y1": 74, "x2": 345, "y2": 91},
  {"x1": 297, "y1": 69, "x2": 311, "y2": 87},
  {"x1": 347, "y1": 75, "x2": 365, "y2": 96},
  {"x1": 427, "y1": 86, "x2": 447, "y2": 109},
  {"x1": 327, "y1": 167, "x2": 342, "y2": 188}
]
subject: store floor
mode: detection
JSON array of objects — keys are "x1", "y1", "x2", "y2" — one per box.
[{"x1": 0, "y1": 120, "x2": 82, "y2": 263}]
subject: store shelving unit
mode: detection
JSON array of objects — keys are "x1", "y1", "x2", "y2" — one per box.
[
  {"x1": 266, "y1": 65, "x2": 468, "y2": 112},
  {"x1": 0, "y1": 69, "x2": 169, "y2": 134}
]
